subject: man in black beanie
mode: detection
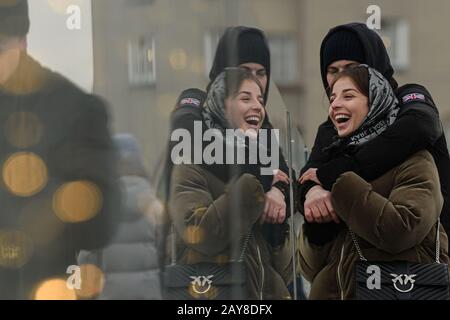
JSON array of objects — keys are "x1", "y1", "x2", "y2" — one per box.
[
  {"x1": 0, "y1": 0, "x2": 121, "y2": 299},
  {"x1": 297, "y1": 22, "x2": 450, "y2": 251},
  {"x1": 0, "y1": 0, "x2": 30, "y2": 36}
]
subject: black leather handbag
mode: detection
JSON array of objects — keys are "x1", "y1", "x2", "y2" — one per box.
[
  {"x1": 352, "y1": 222, "x2": 450, "y2": 300},
  {"x1": 162, "y1": 230, "x2": 250, "y2": 300},
  {"x1": 163, "y1": 262, "x2": 247, "y2": 300}
]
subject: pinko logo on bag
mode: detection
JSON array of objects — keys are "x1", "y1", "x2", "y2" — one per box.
[
  {"x1": 189, "y1": 275, "x2": 214, "y2": 294},
  {"x1": 390, "y1": 273, "x2": 417, "y2": 293}
]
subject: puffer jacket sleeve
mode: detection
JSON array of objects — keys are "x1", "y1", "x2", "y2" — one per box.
[
  {"x1": 298, "y1": 224, "x2": 334, "y2": 282},
  {"x1": 331, "y1": 150, "x2": 443, "y2": 254},
  {"x1": 169, "y1": 165, "x2": 265, "y2": 256}
]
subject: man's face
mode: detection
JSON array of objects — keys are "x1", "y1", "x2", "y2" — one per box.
[
  {"x1": 239, "y1": 62, "x2": 268, "y2": 92},
  {"x1": 326, "y1": 59, "x2": 360, "y2": 88},
  {"x1": 0, "y1": 36, "x2": 25, "y2": 85}
]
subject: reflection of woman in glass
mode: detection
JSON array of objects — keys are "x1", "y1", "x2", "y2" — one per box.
[
  {"x1": 169, "y1": 68, "x2": 293, "y2": 299},
  {"x1": 299, "y1": 65, "x2": 449, "y2": 299}
]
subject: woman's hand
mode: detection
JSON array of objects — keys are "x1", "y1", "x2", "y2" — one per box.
[
  {"x1": 304, "y1": 185, "x2": 340, "y2": 224},
  {"x1": 272, "y1": 169, "x2": 290, "y2": 185},
  {"x1": 261, "y1": 187, "x2": 286, "y2": 224},
  {"x1": 299, "y1": 168, "x2": 321, "y2": 185}
]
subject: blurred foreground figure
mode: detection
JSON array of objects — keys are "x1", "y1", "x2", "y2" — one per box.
[{"x1": 0, "y1": 0, "x2": 120, "y2": 299}]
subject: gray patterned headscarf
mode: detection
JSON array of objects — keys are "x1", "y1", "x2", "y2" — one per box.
[
  {"x1": 202, "y1": 71, "x2": 232, "y2": 133},
  {"x1": 347, "y1": 65, "x2": 400, "y2": 146}
]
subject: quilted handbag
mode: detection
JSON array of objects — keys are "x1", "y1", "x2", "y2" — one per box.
[
  {"x1": 162, "y1": 229, "x2": 251, "y2": 300},
  {"x1": 352, "y1": 221, "x2": 450, "y2": 300}
]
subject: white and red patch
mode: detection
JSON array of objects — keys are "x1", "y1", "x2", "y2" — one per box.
[
  {"x1": 180, "y1": 98, "x2": 201, "y2": 107},
  {"x1": 402, "y1": 93, "x2": 426, "y2": 104}
]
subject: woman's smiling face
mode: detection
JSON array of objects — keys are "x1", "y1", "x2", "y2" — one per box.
[
  {"x1": 329, "y1": 76, "x2": 369, "y2": 138},
  {"x1": 225, "y1": 79, "x2": 265, "y2": 132}
]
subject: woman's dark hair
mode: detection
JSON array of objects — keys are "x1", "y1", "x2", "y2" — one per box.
[
  {"x1": 224, "y1": 67, "x2": 265, "y2": 105},
  {"x1": 329, "y1": 64, "x2": 369, "y2": 99}
]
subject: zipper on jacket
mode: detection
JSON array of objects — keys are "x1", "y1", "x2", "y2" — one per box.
[
  {"x1": 337, "y1": 243, "x2": 345, "y2": 300},
  {"x1": 256, "y1": 243, "x2": 264, "y2": 300}
]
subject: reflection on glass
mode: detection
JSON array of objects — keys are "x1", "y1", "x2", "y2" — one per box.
[
  {"x1": 2, "y1": 152, "x2": 48, "y2": 197},
  {"x1": 52, "y1": 181, "x2": 103, "y2": 223}
]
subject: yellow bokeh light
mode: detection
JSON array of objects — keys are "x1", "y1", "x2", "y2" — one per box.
[
  {"x1": 4, "y1": 112, "x2": 43, "y2": 148},
  {"x1": 75, "y1": 264, "x2": 105, "y2": 299},
  {"x1": 33, "y1": 278, "x2": 77, "y2": 300},
  {"x1": 2, "y1": 152, "x2": 48, "y2": 197},
  {"x1": 169, "y1": 48, "x2": 188, "y2": 70},
  {"x1": 53, "y1": 181, "x2": 103, "y2": 223},
  {"x1": 185, "y1": 226, "x2": 204, "y2": 245},
  {"x1": 0, "y1": 230, "x2": 33, "y2": 269}
]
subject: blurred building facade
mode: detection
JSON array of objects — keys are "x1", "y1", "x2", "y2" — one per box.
[{"x1": 90, "y1": 0, "x2": 450, "y2": 177}]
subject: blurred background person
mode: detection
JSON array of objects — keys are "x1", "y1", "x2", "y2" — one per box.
[{"x1": 78, "y1": 134, "x2": 162, "y2": 300}]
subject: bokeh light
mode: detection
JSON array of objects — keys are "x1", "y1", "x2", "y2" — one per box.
[
  {"x1": 33, "y1": 278, "x2": 77, "y2": 300},
  {"x1": 2, "y1": 152, "x2": 48, "y2": 197},
  {"x1": 0, "y1": 230, "x2": 34, "y2": 269},
  {"x1": 169, "y1": 48, "x2": 188, "y2": 70},
  {"x1": 75, "y1": 264, "x2": 105, "y2": 299},
  {"x1": 53, "y1": 181, "x2": 103, "y2": 223},
  {"x1": 4, "y1": 112, "x2": 43, "y2": 148}
]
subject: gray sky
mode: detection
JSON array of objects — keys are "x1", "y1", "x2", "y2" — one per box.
[{"x1": 28, "y1": 0, "x2": 93, "y2": 92}]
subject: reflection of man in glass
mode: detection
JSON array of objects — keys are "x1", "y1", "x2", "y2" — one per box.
[{"x1": 0, "y1": 0, "x2": 120, "y2": 299}]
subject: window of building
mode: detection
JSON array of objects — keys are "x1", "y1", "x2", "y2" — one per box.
[
  {"x1": 267, "y1": 34, "x2": 299, "y2": 86},
  {"x1": 204, "y1": 30, "x2": 223, "y2": 78},
  {"x1": 378, "y1": 20, "x2": 409, "y2": 71},
  {"x1": 128, "y1": 36, "x2": 156, "y2": 87}
]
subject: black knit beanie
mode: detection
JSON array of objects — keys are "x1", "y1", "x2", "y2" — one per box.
[
  {"x1": 321, "y1": 29, "x2": 365, "y2": 72},
  {"x1": 209, "y1": 29, "x2": 271, "y2": 82},
  {"x1": 0, "y1": 0, "x2": 30, "y2": 38},
  {"x1": 237, "y1": 31, "x2": 270, "y2": 73}
]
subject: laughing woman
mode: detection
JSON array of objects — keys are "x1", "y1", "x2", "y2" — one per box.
[
  {"x1": 168, "y1": 68, "x2": 293, "y2": 300},
  {"x1": 298, "y1": 65, "x2": 449, "y2": 299}
]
